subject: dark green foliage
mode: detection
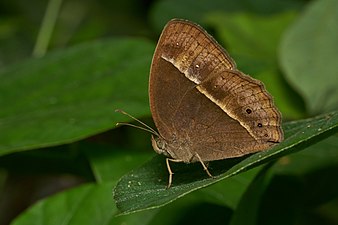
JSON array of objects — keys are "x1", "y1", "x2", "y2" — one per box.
[{"x1": 1, "y1": 0, "x2": 338, "y2": 225}]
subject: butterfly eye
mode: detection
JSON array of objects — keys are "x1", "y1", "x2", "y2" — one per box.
[{"x1": 257, "y1": 123, "x2": 263, "y2": 127}]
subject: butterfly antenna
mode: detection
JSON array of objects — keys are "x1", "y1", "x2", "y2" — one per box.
[{"x1": 115, "y1": 109, "x2": 160, "y2": 137}]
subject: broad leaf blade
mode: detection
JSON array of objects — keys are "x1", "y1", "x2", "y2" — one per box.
[
  {"x1": 11, "y1": 183, "x2": 115, "y2": 225},
  {"x1": 114, "y1": 111, "x2": 338, "y2": 214},
  {"x1": 0, "y1": 38, "x2": 154, "y2": 156}
]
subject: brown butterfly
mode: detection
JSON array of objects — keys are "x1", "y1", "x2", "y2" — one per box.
[{"x1": 148, "y1": 19, "x2": 283, "y2": 188}]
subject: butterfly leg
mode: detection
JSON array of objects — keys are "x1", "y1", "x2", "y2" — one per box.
[
  {"x1": 166, "y1": 158, "x2": 183, "y2": 188},
  {"x1": 195, "y1": 153, "x2": 213, "y2": 178}
]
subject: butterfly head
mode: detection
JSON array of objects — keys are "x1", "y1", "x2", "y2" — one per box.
[{"x1": 151, "y1": 135, "x2": 171, "y2": 157}]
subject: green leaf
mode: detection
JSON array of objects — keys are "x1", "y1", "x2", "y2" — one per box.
[
  {"x1": 10, "y1": 182, "x2": 158, "y2": 225},
  {"x1": 0, "y1": 38, "x2": 154, "y2": 156},
  {"x1": 113, "y1": 111, "x2": 338, "y2": 214},
  {"x1": 11, "y1": 182, "x2": 115, "y2": 225},
  {"x1": 279, "y1": 0, "x2": 338, "y2": 114},
  {"x1": 143, "y1": 169, "x2": 261, "y2": 225}
]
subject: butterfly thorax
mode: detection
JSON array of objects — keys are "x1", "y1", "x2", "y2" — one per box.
[{"x1": 151, "y1": 135, "x2": 194, "y2": 163}]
